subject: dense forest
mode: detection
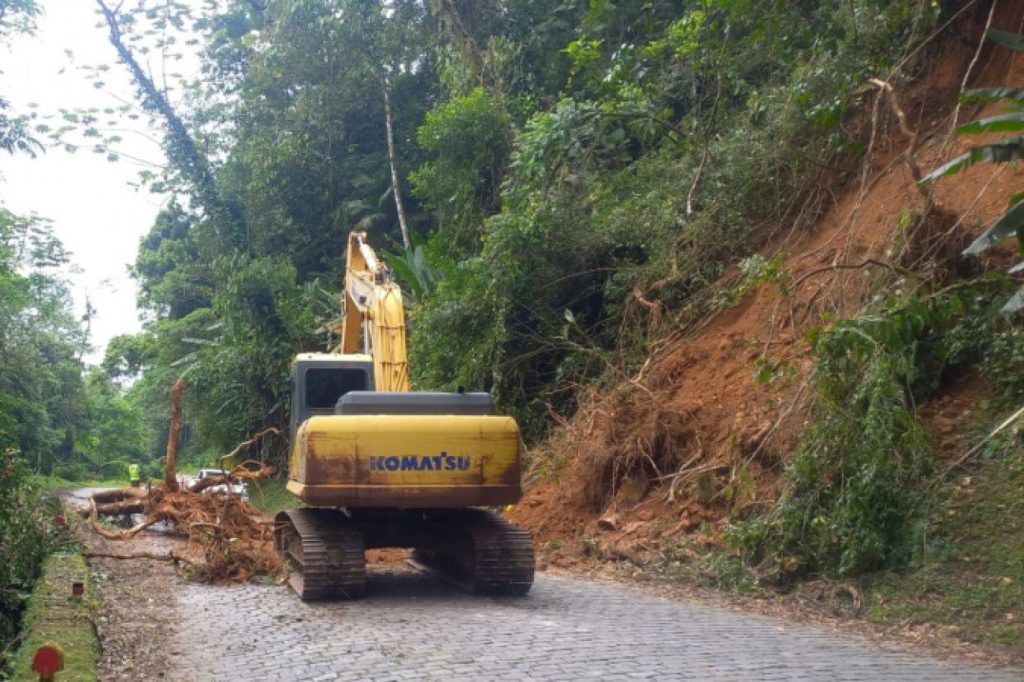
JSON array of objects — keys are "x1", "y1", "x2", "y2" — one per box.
[
  {"x1": 88, "y1": 0, "x2": 948, "y2": 457},
  {"x1": 5, "y1": 0, "x2": 1024, "y2": 657}
]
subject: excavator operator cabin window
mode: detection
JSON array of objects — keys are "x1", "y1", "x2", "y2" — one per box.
[{"x1": 305, "y1": 368, "x2": 368, "y2": 409}]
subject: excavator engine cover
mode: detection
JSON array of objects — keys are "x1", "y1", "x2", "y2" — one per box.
[{"x1": 287, "y1": 409, "x2": 522, "y2": 508}]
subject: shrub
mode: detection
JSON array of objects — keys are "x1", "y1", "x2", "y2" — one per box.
[
  {"x1": 0, "y1": 448, "x2": 57, "y2": 651},
  {"x1": 733, "y1": 282, "x2": 1015, "y2": 579}
]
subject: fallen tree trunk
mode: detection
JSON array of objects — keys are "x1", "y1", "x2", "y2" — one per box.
[
  {"x1": 77, "y1": 487, "x2": 151, "y2": 518},
  {"x1": 84, "y1": 550, "x2": 194, "y2": 565},
  {"x1": 89, "y1": 498, "x2": 162, "y2": 540},
  {"x1": 89, "y1": 501, "x2": 146, "y2": 517},
  {"x1": 90, "y1": 487, "x2": 148, "y2": 505}
]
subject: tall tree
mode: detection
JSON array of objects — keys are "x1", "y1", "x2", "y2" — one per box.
[{"x1": 96, "y1": 0, "x2": 246, "y2": 249}]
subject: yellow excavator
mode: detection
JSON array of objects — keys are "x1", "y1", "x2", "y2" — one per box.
[{"x1": 274, "y1": 231, "x2": 535, "y2": 599}]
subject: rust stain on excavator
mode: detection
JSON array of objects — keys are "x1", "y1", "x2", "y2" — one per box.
[{"x1": 304, "y1": 431, "x2": 364, "y2": 484}]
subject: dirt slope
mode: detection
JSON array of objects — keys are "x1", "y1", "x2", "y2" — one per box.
[{"x1": 508, "y1": 2, "x2": 1024, "y2": 568}]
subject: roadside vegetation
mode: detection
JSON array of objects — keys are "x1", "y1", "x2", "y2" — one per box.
[
  {"x1": 733, "y1": 279, "x2": 1024, "y2": 580},
  {"x1": 247, "y1": 476, "x2": 301, "y2": 517},
  {"x1": 867, "y1": 445, "x2": 1024, "y2": 650}
]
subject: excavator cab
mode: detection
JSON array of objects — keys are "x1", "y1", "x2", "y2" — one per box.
[{"x1": 289, "y1": 353, "x2": 373, "y2": 444}]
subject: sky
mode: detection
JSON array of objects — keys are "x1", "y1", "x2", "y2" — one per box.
[{"x1": 0, "y1": 1, "x2": 189, "y2": 363}]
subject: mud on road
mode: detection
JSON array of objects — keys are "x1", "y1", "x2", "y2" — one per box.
[{"x1": 86, "y1": 532, "x2": 183, "y2": 680}]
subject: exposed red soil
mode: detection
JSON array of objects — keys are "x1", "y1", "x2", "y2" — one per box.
[
  {"x1": 919, "y1": 370, "x2": 994, "y2": 462},
  {"x1": 366, "y1": 548, "x2": 408, "y2": 564},
  {"x1": 508, "y1": 2, "x2": 1024, "y2": 567}
]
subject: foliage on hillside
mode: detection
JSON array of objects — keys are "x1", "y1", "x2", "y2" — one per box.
[
  {"x1": 81, "y1": 0, "x2": 946, "y2": 456},
  {"x1": 733, "y1": 279, "x2": 1024, "y2": 579}
]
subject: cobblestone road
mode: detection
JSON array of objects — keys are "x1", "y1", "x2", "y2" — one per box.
[{"x1": 167, "y1": 566, "x2": 1021, "y2": 681}]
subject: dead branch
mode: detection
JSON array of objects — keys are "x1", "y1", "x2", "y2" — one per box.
[
  {"x1": 84, "y1": 550, "x2": 194, "y2": 565},
  {"x1": 218, "y1": 427, "x2": 281, "y2": 463},
  {"x1": 632, "y1": 286, "x2": 665, "y2": 330},
  {"x1": 947, "y1": 0, "x2": 998, "y2": 151},
  {"x1": 869, "y1": 77, "x2": 929, "y2": 200},
  {"x1": 948, "y1": 403, "x2": 1024, "y2": 471},
  {"x1": 188, "y1": 461, "x2": 276, "y2": 494},
  {"x1": 790, "y1": 258, "x2": 910, "y2": 291}
]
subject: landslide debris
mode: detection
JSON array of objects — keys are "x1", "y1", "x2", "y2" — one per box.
[
  {"x1": 84, "y1": 378, "x2": 283, "y2": 584},
  {"x1": 509, "y1": 1, "x2": 1024, "y2": 571}
]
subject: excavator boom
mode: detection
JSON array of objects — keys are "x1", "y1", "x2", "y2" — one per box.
[{"x1": 339, "y1": 231, "x2": 410, "y2": 392}]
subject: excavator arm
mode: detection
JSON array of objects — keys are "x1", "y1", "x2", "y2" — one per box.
[{"x1": 338, "y1": 231, "x2": 410, "y2": 392}]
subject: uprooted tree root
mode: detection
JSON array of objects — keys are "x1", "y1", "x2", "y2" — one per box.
[
  {"x1": 87, "y1": 453, "x2": 285, "y2": 584},
  {"x1": 86, "y1": 376, "x2": 285, "y2": 584},
  {"x1": 562, "y1": 384, "x2": 703, "y2": 513}
]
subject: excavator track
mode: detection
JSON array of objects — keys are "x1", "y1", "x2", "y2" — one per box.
[
  {"x1": 274, "y1": 508, "x2": 366, "y2": 601},
  {"x1": 411, "y1": 509, "x2": 535, "y2": 596}
]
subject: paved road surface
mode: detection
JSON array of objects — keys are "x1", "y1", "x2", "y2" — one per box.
[
  {"x1": 70, "y1": 487, "x2": 1019, "y2": 681},
  {"x1": 168, "y1": 567, "x2": 1020, "y2": 681}
]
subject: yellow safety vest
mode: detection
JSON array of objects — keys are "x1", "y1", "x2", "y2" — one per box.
[{"x1": 128, "y1": 464, "x2": 140, "y2": 482}]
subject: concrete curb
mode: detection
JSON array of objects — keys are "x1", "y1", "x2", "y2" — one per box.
[{"x1": 7, "y1": 553, "x2": 99, "y2": 681}]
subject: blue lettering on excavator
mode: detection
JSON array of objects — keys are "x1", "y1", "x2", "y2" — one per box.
[{"x1": 369, "y1": 452, "x2": 473, "y2": 472}]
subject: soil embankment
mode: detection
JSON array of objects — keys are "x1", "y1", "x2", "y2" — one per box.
[{"x1": 509, "y1": 2, "x2": 1024, "y2": 572}]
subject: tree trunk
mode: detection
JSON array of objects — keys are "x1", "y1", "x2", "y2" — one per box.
[
  {"x1": 91, "y1": 488, "x2": 148, "y2": 505},
  {"x1": 164, "y1": 378, "x2": 187, "y2": 492},
  {"x1": 432, "y1": 0, "x2": 503, "y2": 99},
  {"x1": 382, "y1": 72, "x2": 411, "y2": 249}
]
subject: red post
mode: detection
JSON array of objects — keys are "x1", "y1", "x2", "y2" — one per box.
[{"x1": 32, "y1": 643, "x2": 64, "y2": 681}]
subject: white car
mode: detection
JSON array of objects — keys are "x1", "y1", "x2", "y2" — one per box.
[{"x1": 195, "y1": 468, "x2": 248, "y2": 498}]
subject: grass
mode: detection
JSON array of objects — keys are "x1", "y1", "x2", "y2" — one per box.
[
  {"x1": 247, "y1": 475, "x2": 301, "y2": 517},
  {"x1": 863, "y1": 443, "x2": 1024, "y2": 650},
  {"x1": 645, "y1": 434, "x2": 1024, "y2": 653},
  {"x1": 6, "y1": 553, "x2": 99, "y2": 681},
  {"x1": 31, "y1": 475, "x2": 127, "y2": 490}
]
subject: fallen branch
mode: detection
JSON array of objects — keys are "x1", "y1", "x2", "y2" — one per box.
[
  {"x1": 790, "y1": 258, "x2": 911, "y2": 290},
  {"x1": 868, "y1": 77, "x2": 929, "y2": 201},
  {"x1": 84, "y1": 550, "x2": 194, "y2": 565},
  {"x1": 188, "y1": 460, "x2": 276, "y2": 494},
  {"x1": 218, "y1": 427, "x2": 281, "y2": 463},
  {"x1": 948, "y1": 403, "x2": 1024, "y2": 471}
]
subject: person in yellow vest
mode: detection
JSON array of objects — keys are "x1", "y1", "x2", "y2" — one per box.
[{"x1": 128, "y1": 462, "x2": 141, "y2": 488}]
